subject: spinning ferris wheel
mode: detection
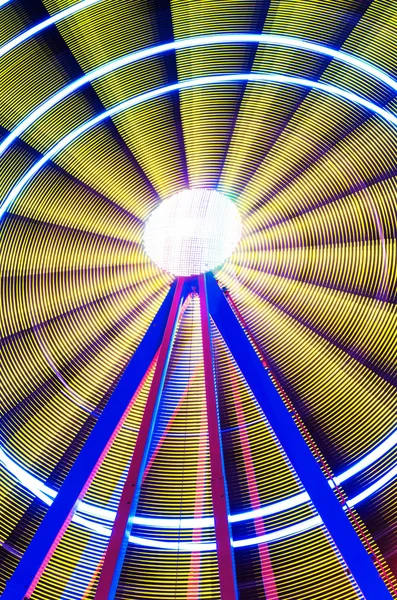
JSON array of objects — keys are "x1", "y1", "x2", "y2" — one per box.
[{"x1": 0, "y1": 0, "x2": 396, "y2": 598}]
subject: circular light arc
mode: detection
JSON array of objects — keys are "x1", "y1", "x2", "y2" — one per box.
[
  {"x1": 0, "y1": 0, "x2": 102, "y2": 60},
  {"x1": 2, "y1": 72, "x2": 397, "y2": 223},
  {"x1": 1, "y1": 32, "x2": 397, "y2": 167}
]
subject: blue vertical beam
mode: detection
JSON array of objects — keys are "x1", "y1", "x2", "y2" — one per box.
[
  {"x1": 205, "y1": 272, "x2": 393, "y2": 600},
  {"x1": 2, "y1": 282, "x2": 179, "y2": 600}
]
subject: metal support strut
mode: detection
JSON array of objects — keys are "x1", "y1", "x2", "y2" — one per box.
[
  {"x1": 198, "y1": 274, "x2": 238, "y2": 600},
  {"x1": 95, "y1": 277, "x2": 186, "y2": 599}
]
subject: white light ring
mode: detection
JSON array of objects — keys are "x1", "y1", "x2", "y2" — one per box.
[
  {"x1": 52, "y1": 465, "x2": 397, "y2": 550},
  {"x1": 3, "y1": 444, "x2": 395, "y2": 551},
  {"x1": 0, "y1": 0, "x2": 102, "y2": 60},
  {"x1": 335, "y1": 429, "x2": 397, "y2": 485},
  {"x1": 2, "y1": 71, "x2": 397, "y2": 224},
  {"x1": 1, "y1": 32, "x2": 397, "y2": 165},
  {"x1": 346, "y1": 464, "x2": 397, "y2": 508},
  {"x1": 1, "y1": 71, "x2": 396, "y2": 531},
  {"x1": 129, "y1": 466, "x2": 397, "y2": 551},
  {"x1": 0, "y1": 429, "x2": 395, "y2": 532},
  {"x1": 129, "y1": 516, "x2": 322, "y2": 551}
]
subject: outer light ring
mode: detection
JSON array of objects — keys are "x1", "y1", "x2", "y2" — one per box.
[
  {"x1": 2, "y1": 443, "x2": 396, "y2": 551},
  {"x1": 1, "y1": 40, "x2": 396, "y2": 554},
  {"x1": 3, "y1": 71, "x2": 397, "y2": 224},
  {"x1": 0, "y1": 0, "x2": 102, "y2": 59},
  {"x1": 1, "y1": 32, "x2": 397, "y2": 169},
  {"x1": 1, "y1": 435, "x2": 395, "y2": 533}
]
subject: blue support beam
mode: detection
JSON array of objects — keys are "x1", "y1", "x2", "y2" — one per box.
[
  {"x1": 205, "y1": 272, "x2": 393, "y2": 600},
  {"x1": 2, "y1": 282, "x2": 180, "y2": 600}
]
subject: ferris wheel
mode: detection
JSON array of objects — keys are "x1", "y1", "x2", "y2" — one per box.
[{"x1": 0, "y1": 0, "x2": 396, "y2": 599}]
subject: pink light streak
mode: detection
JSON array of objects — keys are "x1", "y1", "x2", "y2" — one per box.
[
  {"x1": 187, "y1": 399, "x2": 208, "y2": 599},
  {"x1": 231, "y1": 369, "x2": 279, "y2": 600}
]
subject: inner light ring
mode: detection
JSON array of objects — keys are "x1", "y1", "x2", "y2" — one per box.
[
  {"x1": 1, "y1": 443, "x2": 396, "y2": 550},
  {"x1": 1, "y1": 73, "x2": 396, "y2": 541},
  {"x1": 3, "y1": 71, "x2": 397, "y2": 223},
  {"x1": 0, "y1": 0, "x2": 101, "y2": 60}
]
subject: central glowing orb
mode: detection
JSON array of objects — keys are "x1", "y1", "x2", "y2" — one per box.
[{"x1": 143, "y1": 188, "x2": 242, "y2": 277}]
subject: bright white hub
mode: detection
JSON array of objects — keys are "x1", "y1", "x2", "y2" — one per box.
[{"x1": 143, "y1": 188, "x2": 242, "y2": 277}]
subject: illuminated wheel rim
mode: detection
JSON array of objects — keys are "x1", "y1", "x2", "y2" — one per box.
[{"x1": 0, "y1": 2, "x2": 396, "y2": 598}]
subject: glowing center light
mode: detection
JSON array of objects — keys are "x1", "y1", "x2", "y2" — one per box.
[{"x1": 143, "y1": 188, "x2": 242, "y2": 276}]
